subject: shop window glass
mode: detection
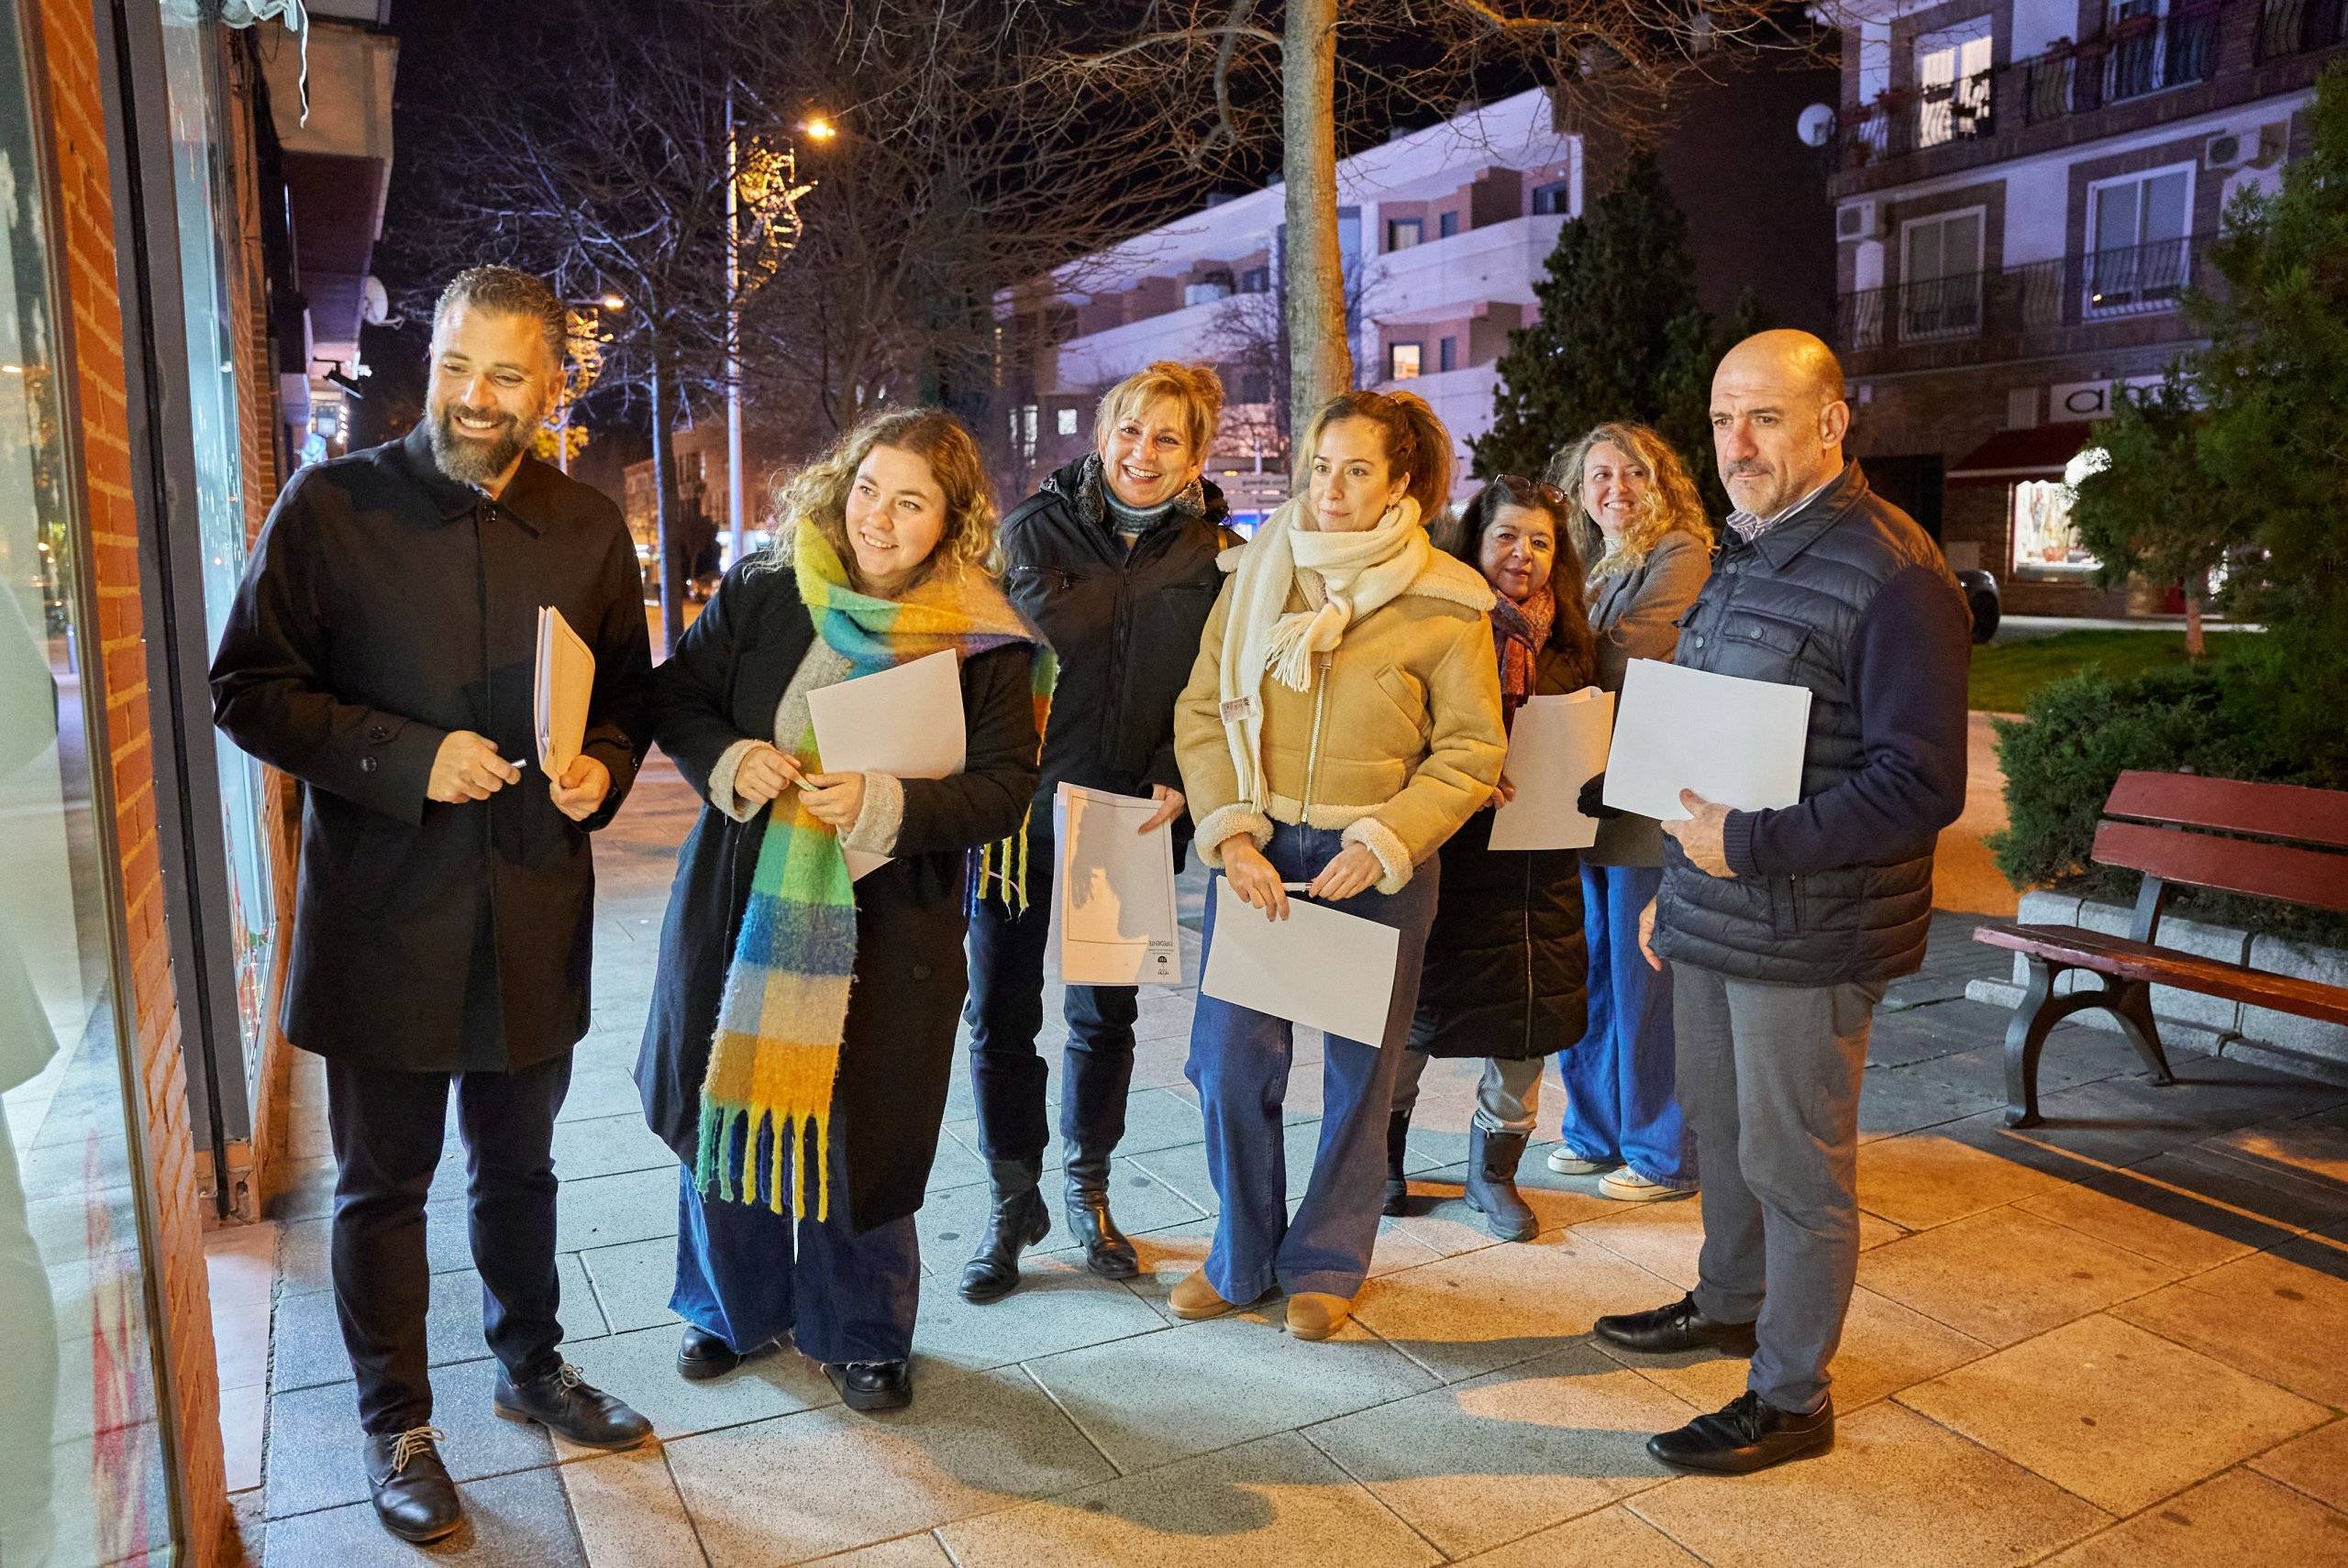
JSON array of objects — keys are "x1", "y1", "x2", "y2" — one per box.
[
  {"x1": 2, "y1": 4, "x2": 181, "y2": 1560},
  {"x1": 161, "y1": 6, "x2": 273, "y2": 1088},
  {"x1": 2010, "y1": 479, "x2": 2100, "y2": 575}
]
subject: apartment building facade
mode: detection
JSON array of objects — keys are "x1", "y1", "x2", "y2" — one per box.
[
  {"x1": 1827, "y1": 0, "x2": 2344, "y2": 614},
  {"x1": 997, "y1": 88, "x2": 1580, "y2": 524}
]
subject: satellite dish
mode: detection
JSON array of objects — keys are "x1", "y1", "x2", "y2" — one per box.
[
  {"x1": 1797, "y1": 103, "x2": 1836, "y2": 149},
  {"x1": 360, "y1": 274, "x2": 395, "y2": 327}
]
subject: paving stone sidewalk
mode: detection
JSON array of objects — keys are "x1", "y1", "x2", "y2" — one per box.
[{"x1": 248, "y1": 756, "x2": 2348, "y2": 1566}]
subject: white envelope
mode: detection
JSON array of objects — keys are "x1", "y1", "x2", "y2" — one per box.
[
  {"x1": 1488, "y1": 687, "x2": 1614, "y2": 851},
  {"x1": 1600, "y1": 657, "x2": 1811, "y2": 822},
  {"x1": 1047, "y1": 784, "x2": 1183, "y2": 988},
  {"x1": 533, "y1": 605, "x2": 594, "y2": 776},
  {"x1": 805, "y1": 650, "x2": 965, "y2": 879},
  {"x1": 1201, "y1": 880, "x2": 1401, "y2": 1045}
]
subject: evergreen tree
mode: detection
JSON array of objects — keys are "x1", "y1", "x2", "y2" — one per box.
[
  {"x1": 2191, "y1": 62, "x2": 2348, "y2": 775},
  {"x1": 1473, "y1": 153, "x2": 1757, "y2": 513}
]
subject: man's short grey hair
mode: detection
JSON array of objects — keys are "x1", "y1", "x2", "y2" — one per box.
[{"x1": 432, "y1": 266, "x2": 566, "y2": 369}]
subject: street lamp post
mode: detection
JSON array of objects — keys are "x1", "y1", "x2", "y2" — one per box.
[{"x1": 726, "y1": 87, "x2": 747, "y2": 569}]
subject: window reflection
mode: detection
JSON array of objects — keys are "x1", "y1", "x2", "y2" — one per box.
[{"x1": 2, "y1": 1, "x2": 179, "y2": 1560}]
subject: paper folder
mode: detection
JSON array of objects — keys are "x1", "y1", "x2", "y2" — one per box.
[{"x1": 534, "y1": 605, "x2": 595, "y2": 776}]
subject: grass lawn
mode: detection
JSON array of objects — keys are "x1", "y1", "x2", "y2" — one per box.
[{"x1": 1968, "y1": 628, "x2": 2261, "y2": 713}]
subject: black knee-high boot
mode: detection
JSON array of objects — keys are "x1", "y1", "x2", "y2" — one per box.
[{"x1": 958, "y1": 1157, "x2": 1049, "y2": 1304}]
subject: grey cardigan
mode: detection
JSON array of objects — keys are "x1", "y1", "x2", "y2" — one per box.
[{"x1": 1587, "y1": 528, "x2": 1712, "y2": 867}]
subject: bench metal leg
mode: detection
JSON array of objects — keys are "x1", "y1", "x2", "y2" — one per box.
[
  {"x1": 2000, "y1": 957, "x2": 2113, "y2": 1128},
  {"x1": 2106, "y1": 977, "x2": 2176, "y2": 1087}
]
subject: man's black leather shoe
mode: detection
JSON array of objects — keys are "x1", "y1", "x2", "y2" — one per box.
[
  {"x1": 1593, "y1": 1293, "x2": 1759, "y2": 1356},
  {"x1": 825, "y1": 1358, "x2": 914, "y2": 1412},
  {"x1": 362, "y1": 1427, "x2": 460, "y2": 1543},
  {"x1": 677, "y1": 1325, "x2": 747, "y2": 1381},
  {"x1": 1065, "y1": 1154, "x2": 1139, "y2": 1279},
  {"x1": 493, "y1": 1363, "x2": 652, "y2": 1449},
  {"x1": 1648, "y1": 1391, "x2": 1833, "y2": 1474}
]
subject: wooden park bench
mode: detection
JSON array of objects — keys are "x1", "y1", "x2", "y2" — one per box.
[{"x1": 1974, "y1": 770, "x2": 2348, "y2": 1128}]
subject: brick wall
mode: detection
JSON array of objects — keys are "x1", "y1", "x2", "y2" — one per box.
[{"x1": 38, "y1": 0, "x2": 232, "y2": 1562}]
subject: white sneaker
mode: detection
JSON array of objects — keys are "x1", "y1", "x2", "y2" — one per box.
[
  {"x1": 1545, "y1": 1148, "x2": 1617, "y2": 1176},
  {"x1": 1599, "y1": 1167, "x2": 1689, "y2": 1203}
]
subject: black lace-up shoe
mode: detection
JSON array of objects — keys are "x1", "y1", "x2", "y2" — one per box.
[
  {"x1": 362, "y1": 1426, "x2": 460, "y2": 1543},
  {"x1": 1648, "y1": 1390, "x2": 1834, "y2": 1474},
  {"x1": 1592, "y1": 1293, "x2": 1760, "y2": 1356},
  {"x1": 493, "y1": 1363, "x2": 652, "y2": 1449},
  {"x1": 825, "y1": 1358, "x2": 913, "y2": 1412},
  {"x1": 677, "y1": 1325, "x2": 748, "y2": 1381}
]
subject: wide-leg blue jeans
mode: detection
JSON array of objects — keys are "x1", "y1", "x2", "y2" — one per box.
[
  {"x1": 1187, "y1": 823, "x2": 1439, "y2": 1302},
  {"x1": 1555, "y1": 862, "x2": 1694, "y2": 1188}
]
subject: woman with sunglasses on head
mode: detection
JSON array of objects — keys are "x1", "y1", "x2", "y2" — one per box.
[
  {"x1": 1385, "y1": 475, "x2": 1599, "y2": 1239},
  {"x1": 1541, "y1": 422, "x2": 1713, "y2": 1203},
  {"x1": 1168, "y1": 389, "x2": 1505, "y2": 1341}
]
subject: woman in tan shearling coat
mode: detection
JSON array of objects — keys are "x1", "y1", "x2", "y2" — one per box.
[{"x1": 1168, "y1": 390, "x2": 1506, "y2": 1341}]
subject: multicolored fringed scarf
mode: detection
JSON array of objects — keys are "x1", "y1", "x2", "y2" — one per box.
[
  {"x1": 698, "y1": 517, "x2": 1039, "y2": 1219},
  {"x1": 972, "y1": 649, "x2": 1056, "y2": 914}
]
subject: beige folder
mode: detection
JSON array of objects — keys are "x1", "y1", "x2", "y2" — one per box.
[{"x1": 534, "y1": 605, "x2": 595, "y2": 776}]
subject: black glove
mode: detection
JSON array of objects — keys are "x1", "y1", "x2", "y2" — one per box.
[{"x1": 1577, "y1": 773, "x2": 1626, "y2": 821}]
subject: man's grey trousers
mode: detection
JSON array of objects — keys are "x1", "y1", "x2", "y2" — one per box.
[{"x1": 1675, "y1": 964, "x2": 1886, "y2": 1415}]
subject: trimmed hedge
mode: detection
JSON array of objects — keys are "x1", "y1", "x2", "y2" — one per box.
[{"x1": 1988, "y1": 661, "x2": 2348, "y2": 945}]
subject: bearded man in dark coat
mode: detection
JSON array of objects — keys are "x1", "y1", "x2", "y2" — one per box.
[{"x1": 212, "y1": 266, "x2": 655, "y2": 1543}]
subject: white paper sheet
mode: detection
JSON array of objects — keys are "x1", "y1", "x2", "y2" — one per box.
[
  {"x1": 805, "y1": 649, "x2": 966, "y2": 879},
  {"x1": 1200, "y1": 880, "x2": 1401, "y2": 1045},
  {"x1": 1488, "y1": 687, "x2": 1615, "y2": 851},
  {"x1": 1047, "y1": 784, "x2": 1183, "y2": 987},
  {"x1": 533, "y1": 605, "x2": 594, "y2": 776},
  {"x1": 1600, "y1": 657, "x2": 1811, "y2": 822}
]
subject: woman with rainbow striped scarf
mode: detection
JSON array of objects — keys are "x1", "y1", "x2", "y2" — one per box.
[{"x1": 634, "y1": 409, "x2": 1043, "y2": 1413}]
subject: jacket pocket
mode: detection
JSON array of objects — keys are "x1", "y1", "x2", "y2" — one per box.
[
  {"x1": 1718, "y1": 610, "x2": 1811, "y2": 664},
  {"x1": 1767, "y1": 874, "x2": 1804, "y2": 939},
  {"x1": 1372, "y1": 665, "x2": 1428, "y2": 726}
]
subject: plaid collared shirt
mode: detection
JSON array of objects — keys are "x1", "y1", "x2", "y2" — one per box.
[{"x1": 1724, "y1": 466, "x2": 1844, "y2": 543}]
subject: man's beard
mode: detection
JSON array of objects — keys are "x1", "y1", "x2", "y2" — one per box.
[{"x1": 426, "y1": 401, "x2": 537, "y2": 486}]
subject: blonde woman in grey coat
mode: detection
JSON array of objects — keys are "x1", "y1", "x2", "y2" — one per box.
[{"x1": 1543, "y1": 422, "x2": 1712, "y2": 1201}]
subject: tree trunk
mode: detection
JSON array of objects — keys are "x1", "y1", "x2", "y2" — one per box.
[
  {"x1": 649, "y1": 350, "x2": 687, "y2": 657},
  {"x1": 1281, "y1": 0, "x2": 1350, "y2": 426},
  {"x1": 2183, "y1": 590, "x2": 2205, "y2": 658}
]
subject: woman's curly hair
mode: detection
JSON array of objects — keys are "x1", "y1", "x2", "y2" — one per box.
[
  {"x1": 764, "y1": 406, "x2": 998, "y2": 590},
  {"x1": 1543, "y1": 421, "x2": 1712, "y2": 580}
]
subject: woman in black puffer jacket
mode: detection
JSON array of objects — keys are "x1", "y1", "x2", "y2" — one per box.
[{"x1": 1388, "y1": 475, "x2": 1597, "y2": 1241}]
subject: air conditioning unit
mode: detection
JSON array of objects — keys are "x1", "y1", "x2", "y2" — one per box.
[
  {"x1": 2204, "y1": 132, "x2": 2246, "y2": 171},
  {"x1": 1835, "y1": 201, "x2": 1880, "y2": 242}
]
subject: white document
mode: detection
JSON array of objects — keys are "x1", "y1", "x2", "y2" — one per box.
[
  {"x1": 533, "y1": 605, "x2": 595, "y2": 776},
  {"x1": 1047, "y1": 784, "x2": 1183, "y2": 988},
  {"x1": 1488, "y1": 687, "x2": 1615, "y2": 851},
  {"x1": 1201, "y1": 880, "x2": 1401, "y2": 1045},
  {"x1": 1601, "y1": 657, "x2": 1811, "y2": 822},
  {"x1": 805, "y1": 649, "x2": 965, "y2": 879}
]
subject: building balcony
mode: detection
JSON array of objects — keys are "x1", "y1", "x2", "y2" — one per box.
[
  {"x1": 1831, "y1": 0, "x2": 2344, "y2": 194},
  {"x1": 1834, "y1": 232, "x2": 2219, "y2": 374}
]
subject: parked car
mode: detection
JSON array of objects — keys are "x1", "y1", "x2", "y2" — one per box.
[{"x1": 1957, "y1": 568, "x2": 2000, "y2": 644}]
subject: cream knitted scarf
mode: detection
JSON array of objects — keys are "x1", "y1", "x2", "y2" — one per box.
[{"x1": 1216, "y1": 495, "x2": 1429, "y2": 811}]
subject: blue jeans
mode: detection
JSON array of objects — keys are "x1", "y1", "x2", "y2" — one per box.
[
  {"x1": 670, "y1": 1133, "x2": 921, "y2": 1364},
  {"x1": 1556, "y1": 863, "x2": 1694, "y2": 1188},
  {"x1": 1187, "y1": 823, "x2": 1439, "y2": 1301}
]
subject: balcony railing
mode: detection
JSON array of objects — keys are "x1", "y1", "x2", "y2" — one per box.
[
  {"x1": 1833, "y1": 0, "x2": 2330, "y2": 171},
  {"x1": 1836, "y1": 234, "x2": 2214, "y2": 352},
  {"x1": 2257, "y1": 0, "x2": 2348, "y2": 57}
]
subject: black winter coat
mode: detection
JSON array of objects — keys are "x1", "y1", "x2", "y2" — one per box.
[
  {"x1": 210, "y1": 426, "x2": 654, "y2": 1071},
  {"x1": 1654, "y1": 461, "x2": 1966, "y2": 986},
  {"x1": 997, "y1": 456, "x2": 1237, "y2": 828},
  {"x1": 1410, "y1": 639, "x2": 1590, "y2": 1061},
  {"x1": 635, "y1": 557, "x2": 1039, "y2": 1232}
]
